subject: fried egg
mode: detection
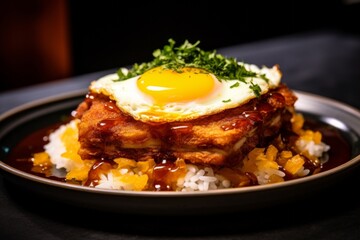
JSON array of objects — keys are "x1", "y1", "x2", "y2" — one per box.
[{"x1": 89, "y1": 63, "x2": 282, "y2": 123}]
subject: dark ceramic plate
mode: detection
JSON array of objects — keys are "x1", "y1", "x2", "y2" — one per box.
[{"x1": 1, "y1": 90, "x2": 360, "y2": 216}]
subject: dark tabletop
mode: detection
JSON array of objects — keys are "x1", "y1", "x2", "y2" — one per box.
[{"x1": 1, "y1": 30, "x2": 360, "y2": 240}]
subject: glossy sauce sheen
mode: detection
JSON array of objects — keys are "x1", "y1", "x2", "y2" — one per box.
[{"x1": 4, "y1": 117, "x2": 351, "y2": 186}]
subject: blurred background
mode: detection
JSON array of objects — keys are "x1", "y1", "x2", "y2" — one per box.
[{"x1": 0, "y1": 0, "x2": 359, "y2": 93}]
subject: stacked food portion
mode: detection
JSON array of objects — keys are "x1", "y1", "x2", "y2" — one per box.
[{"x1": 33, "y1": 39, "x2": 330, "y2": 191}]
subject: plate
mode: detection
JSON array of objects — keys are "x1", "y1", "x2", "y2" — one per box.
[{"x1": 1, "y1": 89, "x2": 360, "y2": 216}]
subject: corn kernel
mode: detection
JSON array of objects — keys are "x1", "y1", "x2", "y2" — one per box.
[{"x1": 284, "y1": 154, "x2": 305, "y2": 175}]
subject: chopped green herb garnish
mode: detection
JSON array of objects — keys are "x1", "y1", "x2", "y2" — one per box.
[
  {"x1": 249, "y1": 80, "x2": 262, "y2": 97},
  {"x1": 222, "y1": 99, "x2": 231, "y2": 103},
  {"x1": 230, "y1": 82, "x2": 240, "y2": 88},
  {"x1": 116, "y1": 38, "x2": 270, "y2": 96}
]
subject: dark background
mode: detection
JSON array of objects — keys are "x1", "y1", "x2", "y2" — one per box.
[
  {"x1": 1, "y1": 0, "x2": 359, "y2": 93},
  {"x1": 68, "y1": 0, "x2": 359, "y2": 75}
]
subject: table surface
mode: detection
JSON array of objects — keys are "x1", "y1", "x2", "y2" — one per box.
[{"x1": 1, "y1": 30, "x2": 360, "y2": 240}]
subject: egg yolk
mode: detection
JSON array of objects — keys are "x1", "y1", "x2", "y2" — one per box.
[{"x1": 137, "y1": 66, "x2": 216, "y2": 104}]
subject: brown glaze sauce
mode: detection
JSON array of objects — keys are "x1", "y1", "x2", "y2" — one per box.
[
  {"x1": 152, "y1": 160, "x2": 181, "y2": 191},
  {"x1": 303, "y1": 119, "x2": 351, "y2": 172},
  {"x1": 4, "y1": 116, "x2": 351, "y2": 188},
  {"x1": 5, "y1": 122, "x2": 67, "y2": 182},
  {"x1": 221, "y1": 111, "x2": 263, "y2": 131},
  {"x1": 84, "y1": 161, "x2": 113, "y2": 187}
]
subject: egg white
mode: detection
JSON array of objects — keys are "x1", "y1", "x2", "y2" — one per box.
[{"x1": 89, "y1": 63, "x2": 282, "y2": 123}]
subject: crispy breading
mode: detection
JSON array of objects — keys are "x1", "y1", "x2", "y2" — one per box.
[{"x1": 74, "y1": 84, "x2": 297, "y2": 166}]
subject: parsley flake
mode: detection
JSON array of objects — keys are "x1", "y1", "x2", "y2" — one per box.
[
  {"x1": 116, "y1": 39, "x2": 270, "y2": 96},
  {"x1": 230, "y1": 82, "x2": 240, "y2": 88}
]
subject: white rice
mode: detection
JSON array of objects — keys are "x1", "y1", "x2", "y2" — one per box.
[
  {"x1": 44, "y1": 119, "x2": 80, "y2": 171},
  {"x1": 296, "y1": 166, "x2": 310, "y2": 177},
  {"x1": 44, "y1": 121, "x2": 330, "y2": 191},
  {"x1": 176, "y1": 164, "x2": 231, "y2": 192},
  {"x1": 256, "y1": 168, "x2": 286, "y2": 185},
  {"x1": 95, "y1": 173, "x2": 128, "y2": 190},
  {"x1": 296, "y1": 139, "x2": 330, "y2": 158}
]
